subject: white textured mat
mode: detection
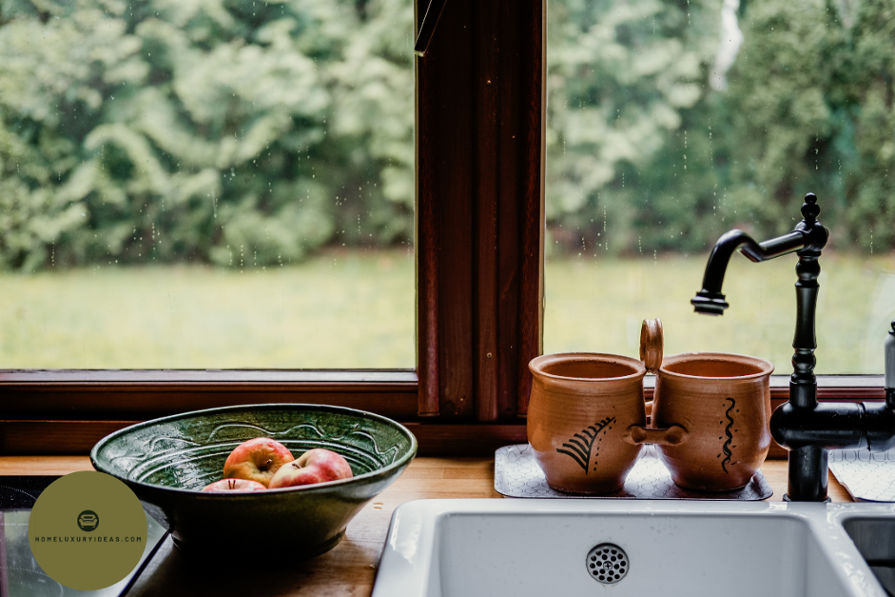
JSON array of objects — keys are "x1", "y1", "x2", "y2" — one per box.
[{"x1": 829, "y1": 447, "x2": 895, "y2": 502}]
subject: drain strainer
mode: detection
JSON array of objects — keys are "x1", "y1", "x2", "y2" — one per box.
[{"x1": 585, "y1": 543, "x2": 629, "y2": 584}]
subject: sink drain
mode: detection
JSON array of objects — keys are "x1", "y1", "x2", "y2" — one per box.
[{"x1": 585, "y1": 543, "x2": 629, "y2": 584}]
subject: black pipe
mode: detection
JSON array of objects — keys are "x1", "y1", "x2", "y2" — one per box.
[
  {"x1": 786, "y1": 445, "x2": 828, "y2": 502},
  {"x1": 770, "y1": 401, "x2": 866, "y2": 449},
  {"x1": 864, "y1": 401, "x2": 895, "y2": 452}
]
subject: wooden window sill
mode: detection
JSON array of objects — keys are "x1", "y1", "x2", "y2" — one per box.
[{"x1": 0, "y1": 371, "x2": 885, "y2": 455}]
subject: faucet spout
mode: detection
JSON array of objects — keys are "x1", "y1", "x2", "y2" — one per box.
[
  {"x1": 691, "y1": 193, "x2": 828, "y2": 316},
  {"x1": 691, "y1": 229, "x2": 760, "y2": 315}
]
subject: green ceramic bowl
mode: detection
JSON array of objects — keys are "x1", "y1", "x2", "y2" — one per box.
[{"x1": 90, "y1": 403, "x2": 417, "y2": 559}]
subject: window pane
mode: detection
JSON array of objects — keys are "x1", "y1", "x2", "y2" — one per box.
[
  {"x1": 0, "y1": 0, "x2": 414, "y2": 369},
  {"x1": 544, "y1": 0, "x2": 895, "y2": 374}
]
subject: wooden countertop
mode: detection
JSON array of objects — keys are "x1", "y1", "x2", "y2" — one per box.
[{"x1": 0, "y1": 455, "x2": 852, "y2": 596}]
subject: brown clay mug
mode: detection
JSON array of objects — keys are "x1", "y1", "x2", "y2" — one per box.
[
  {"x1": 526, "y1": 320, "x2": 663, "y2": 495},
  {"x1": 630, "y1": 352, "x2": 774, "y2": 492}
]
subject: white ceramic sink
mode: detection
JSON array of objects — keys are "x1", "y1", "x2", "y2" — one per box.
[{"x1": 373, "y1": 498, "x2": 895, "y2": 597}]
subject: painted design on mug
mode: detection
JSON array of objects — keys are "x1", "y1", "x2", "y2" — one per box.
[
  {"x1": 556, "y1": 416, "x2": 616, "y2": 474},
  {"x1": 719, "y1": 397, "x2": 737, "y2": 473}
]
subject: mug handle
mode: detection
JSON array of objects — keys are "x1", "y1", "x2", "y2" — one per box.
[
  {"x1": 624, "y1": 424, "x2": 688, "y2": 446},
  {"x1": 640, "y1": 318, "x2": 663, "y2": 373}
]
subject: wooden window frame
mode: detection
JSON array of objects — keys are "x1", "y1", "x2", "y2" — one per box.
[
  {"x1": 0, "y1": 0, "x2": 543, "y2": 456},
  {"x1": 0, "y1": 0, "x2": 884, "y2": 456}
]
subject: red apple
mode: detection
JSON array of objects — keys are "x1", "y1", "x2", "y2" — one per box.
[
  {"x1": 222, "y1": 437, "x2": 295, "y2": 487},
  {"x1": 268, "y1": 448, "x2": 353, "y2": 489},
  {"x1": 202, "y1": 478, "x2": 267, "y2": 492}
]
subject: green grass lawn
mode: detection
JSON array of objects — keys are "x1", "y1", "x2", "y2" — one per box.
[
  {"x1": 544, "y1": 251, "x2": 895, "y2": 375},
  {"x1": 1, "y1": 249, "x2": 892, "y2": 373},
  {"x1": 0, "y1": 250, "x2": 416, "y2": 369}
]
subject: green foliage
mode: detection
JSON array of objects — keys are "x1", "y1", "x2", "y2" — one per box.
[
  {"x1": 706, "y1": 0, "x2": 895, "y2": 250},
  {"x1": 0, "y1": 0, "x2": 412, "y2": 270},
  {"x1": 546, "y1": 0, "x2": 895, "y2": 256},
  {"x1": 1, "y1": 0, "x2": 893, "y2": 270},
  {"x1": 546, "y1": 0, "x2": 722, "y2": 254}
]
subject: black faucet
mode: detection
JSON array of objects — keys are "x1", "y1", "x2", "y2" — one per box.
[{"x1": 692, "y1": 193, "x2": 895, "y2": 501}]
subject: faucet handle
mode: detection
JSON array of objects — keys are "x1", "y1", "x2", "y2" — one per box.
[{"x1": 801, "y1": 192, "x2": 819, "y2": 223}]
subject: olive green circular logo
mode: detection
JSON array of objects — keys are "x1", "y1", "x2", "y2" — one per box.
[{"x1": 28, "y1": 471, "x2": 147, "y2": 590}]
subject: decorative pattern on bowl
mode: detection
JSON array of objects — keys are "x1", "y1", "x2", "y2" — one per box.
[{"x1": 101, "y1": 417, "x2": 402, "y2": 491}]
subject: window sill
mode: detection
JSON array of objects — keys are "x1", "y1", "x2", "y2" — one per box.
[
  {"x1": 0, "y1": 369, "x2": 418, "y2": 417},
  {"x1": 0, "y1": 371, "x2": 885, "y2": 456}
]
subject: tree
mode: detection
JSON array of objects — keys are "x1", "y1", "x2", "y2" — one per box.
[
  {"x1": 546, "y1": 0, "x2": 895, "y2": 256},
  {"x1": 545, "y1": 0, "x2": 721, "y2": 255},
  {"x1": 0, "y1": 0, "x2": 414, "y2": 270}
]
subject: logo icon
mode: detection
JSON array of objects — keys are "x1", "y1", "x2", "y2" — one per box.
[{"x1": 77, "y1": 510, "x2": 99, "y2": 532}]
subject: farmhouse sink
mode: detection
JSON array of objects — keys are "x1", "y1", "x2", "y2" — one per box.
[{"x1": 373, "y1": 499, "x2": 895, "y2": 597}]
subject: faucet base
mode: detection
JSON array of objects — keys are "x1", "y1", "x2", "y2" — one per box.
[
  {"x1": 782, "y1": 493, "x2": 831, "y2": 503},
  {"x1": 785, "y1": 445, "x2": 830, "y2": 502}
]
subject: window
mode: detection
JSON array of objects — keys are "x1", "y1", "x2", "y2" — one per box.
[
  {"x1": 0, "y1": 0, "x2": 414, "y2": 370},
  {"x1": 0, "y1": 1, "x2": 884, "y2": 456},
  {"x1": 543, "y1": 0, "x2": 895, "y2": 378}
]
